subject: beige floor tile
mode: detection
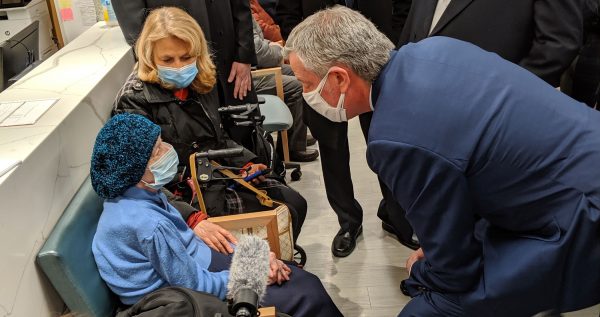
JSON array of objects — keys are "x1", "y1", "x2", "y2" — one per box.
[{"x1": 564, "y1": 305, "x2": 600, "y2": 317}]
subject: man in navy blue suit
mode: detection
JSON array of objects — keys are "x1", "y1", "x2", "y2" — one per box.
[
  {"x1": 277, "y1": 0, "x2": 417, "y2": 257},
  {"x1": 285, "y1": 6, "x2": 600, "y2": 316}
]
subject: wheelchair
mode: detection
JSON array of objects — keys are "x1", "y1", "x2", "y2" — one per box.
[{"x1": 189, "y1": 147, "x2": 307, "y2": 267}]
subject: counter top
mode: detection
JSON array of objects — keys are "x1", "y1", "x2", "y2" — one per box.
[{"x1": 0, "y1": 22, "x2": 134, "y2": 317}]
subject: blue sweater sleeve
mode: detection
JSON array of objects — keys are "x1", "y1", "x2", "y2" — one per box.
[
  {"x1": 141, "y1": 221, "x2": 230, "y2": 299},
  {"x1": 368, "y1": 140, "x2": 482, "y2": 293}
]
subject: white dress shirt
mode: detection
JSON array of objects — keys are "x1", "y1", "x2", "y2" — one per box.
[{"x1": 429, "y1": 0, "x2": 452, "y2": 34}]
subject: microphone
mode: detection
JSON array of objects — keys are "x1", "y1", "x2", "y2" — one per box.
[
  {"x1": 195, "y1": 148, "x2": 244, "y2": 159},
  {"x1": 227, "y1": 235, "x2": 270, "y2": 317}
]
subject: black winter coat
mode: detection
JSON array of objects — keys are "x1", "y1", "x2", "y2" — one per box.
[
  {"x1": 113, "y1": 73, "x2": 256, "y2": 169},
  {"x1": 111, "y1": 0, "x2": 258, "y2": 106}
]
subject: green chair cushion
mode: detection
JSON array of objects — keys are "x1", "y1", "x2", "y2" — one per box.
[{"x1": 37, "y1": 177, "x2": 117, "y2": 317}]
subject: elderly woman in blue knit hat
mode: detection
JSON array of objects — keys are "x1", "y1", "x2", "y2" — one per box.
[{"x1": 90, "y1": 113, "x2": 342, "y2": 316}]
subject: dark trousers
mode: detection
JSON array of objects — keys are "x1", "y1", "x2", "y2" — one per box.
[
  {"x1": 306, "y1": 104, "x2": 363, "y2": 232},
  {"x1": 398, "y1": 291, "x2": 464, "y2": 317},
  {"x1": 304, "y1": 103, "x2": 414, "y2": 239},
  {"x1": 208, "y1": 249, "x2": 343, "y2": 317}
]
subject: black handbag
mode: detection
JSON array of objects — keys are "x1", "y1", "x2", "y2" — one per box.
[
  {"x1": 116, "y1": 287, "x2": 233, "y2": 317},
  {"x1": 116, "y1": 286, "x2": 293, "y2": 317}
]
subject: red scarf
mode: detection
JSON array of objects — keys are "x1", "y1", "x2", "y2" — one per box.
[{"x1": 174, "y1": 88, "x2": 189, "y2": 101}]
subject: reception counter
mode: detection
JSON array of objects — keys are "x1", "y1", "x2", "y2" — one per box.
[{"x1": 0, "y1": 22, "x2": 134, "y2": 316}]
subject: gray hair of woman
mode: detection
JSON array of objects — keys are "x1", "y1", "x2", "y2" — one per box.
[{"x1": 283, "y1": 5, "x2": 395, "y2": 82}]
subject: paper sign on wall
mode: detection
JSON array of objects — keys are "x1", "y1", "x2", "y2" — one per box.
[
  {"x1": 60, "y1": 8, "x2": 74, "y2": 21},
  {"x1": 58, "y1": 0, "x2": 72, "y2": 8}
]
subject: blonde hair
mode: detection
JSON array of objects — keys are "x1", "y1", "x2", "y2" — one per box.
[{"x1": 135, "y1": 7, "x2": 216, "y2": 93}]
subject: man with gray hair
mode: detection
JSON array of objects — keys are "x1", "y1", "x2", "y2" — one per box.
[{"x1": 285, "y1": 6, "x2": 600, "y2": 316}]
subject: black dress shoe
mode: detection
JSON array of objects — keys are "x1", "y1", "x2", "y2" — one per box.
[
  {"x1": 331, "y1": 226, "x2": 363, "y2": 257},
  {"x1": 290, "y1": 149, "x2": 319, "y2": 162},
  {"x1": 382, "y1": 221, "x2": 420, "y2": 250},
  {"x1": 400, "y1": 280, "x2": 411, "y2": 296},
  {"x1": 307, "y1": 135, "x2": 317, "y2": 146}
]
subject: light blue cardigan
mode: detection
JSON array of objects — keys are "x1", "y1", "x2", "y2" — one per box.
[{"x1": 92, "y1": 186, "x2": 229, "y2": 305}]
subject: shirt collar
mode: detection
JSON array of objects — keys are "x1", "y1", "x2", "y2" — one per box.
[
  {"x1": 369, "y1": 85, "x2": 374, "y2": 111},
  {"x1": 371, "y1": 50, "x2": 397, "y2": 111}
]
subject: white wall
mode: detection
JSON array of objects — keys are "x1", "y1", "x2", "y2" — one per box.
[{"x1": 0, "y1": 23, "x2": 133, "y2": 317}]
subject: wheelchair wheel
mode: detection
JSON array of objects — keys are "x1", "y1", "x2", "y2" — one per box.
[
  {"x1": 290, "y1": 168, "x2": 302, "y2": 181},
  {"x1": 293, "y1": 244, "x2": 307, "y2": 267}
]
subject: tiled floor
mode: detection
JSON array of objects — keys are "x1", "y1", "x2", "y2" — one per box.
[{"x1": 284, "y1": 119, "x2": 599, "y2": 317}]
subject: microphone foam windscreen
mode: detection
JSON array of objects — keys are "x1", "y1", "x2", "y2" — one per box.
[{"x1": 227, "y1": 235, "x2": 270, "y2": 301}]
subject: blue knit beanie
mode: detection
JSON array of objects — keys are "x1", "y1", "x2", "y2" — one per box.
[{"x1": 90, "y1": 114, "x2": 161, "y2": 199}]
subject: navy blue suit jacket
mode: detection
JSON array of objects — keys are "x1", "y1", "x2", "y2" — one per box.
[{"x1": 368, "y1": 37, "x2": 600, "y2": 316}]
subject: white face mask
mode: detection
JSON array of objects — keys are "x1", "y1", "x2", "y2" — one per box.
[
  {"x1": 142, "y1": 144, "x2": 179, "y2": 190},
  {"x1": 302, "y1": 71, "x2": 348, "y2": 122}
]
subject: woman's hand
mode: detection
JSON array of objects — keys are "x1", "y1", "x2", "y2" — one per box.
[
  {"x1": 406, "y1": 248, "x2": 425, "y2": 275},
  {"x1": 241, "y1": 163, "x2": 267, "y2": 184},
  {"x1": 267, "y1": 251, "x2": 291, "y2": 285},
  {"x1": 193, "y1": 220, "x2": 237, "y2": 254},
  {"x1": 228, "y1": 62, "x2": 252, "y2": 100}
]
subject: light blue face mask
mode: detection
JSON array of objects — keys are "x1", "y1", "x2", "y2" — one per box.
[
  {"x1": 157, "y1": 62, "x2": 198, "y2": 89},
  {"x1": 142, "y1": 144, "x2": 179, "y2": 190}
]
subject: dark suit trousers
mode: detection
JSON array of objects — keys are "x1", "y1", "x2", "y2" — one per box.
[
  {"x1": 303, "y1": 104, "x2": 363, "y2": 232},
  {"x1": 304, "y1": 104, "x2": 414, "y2": 239}
]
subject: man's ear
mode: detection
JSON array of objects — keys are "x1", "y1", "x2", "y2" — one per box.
[{"x1": 329, "y1": 66, "x2": 351, "y2": 93}]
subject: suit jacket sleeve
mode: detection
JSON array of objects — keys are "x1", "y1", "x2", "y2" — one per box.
[
  {"x1": 276, "y1": 0, "x2": 303, "y2": 40},
  {"x1": 111, "y1": 0, "x2": 147, "y2": 46},
  {"x1": 253, "y1": 18, "x2": 283, "y2": 68},
  {"x1": 230, "y1": 0, "x2": 258, "y2": 64},
  {"x1": 367, "y1": 140, "x2": 481, "y2": 293},
  {"x1": 519, "y1": 0, "x2": 584, "y2": 87}
]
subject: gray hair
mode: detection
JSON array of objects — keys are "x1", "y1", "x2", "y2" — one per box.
[{"x1": 284, "y1": 6, "x2": 394, "y2": 82}]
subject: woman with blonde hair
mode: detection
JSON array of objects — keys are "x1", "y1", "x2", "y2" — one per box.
[{"x1": 113, "y1": 7, "x2": 307, "y2": 259}]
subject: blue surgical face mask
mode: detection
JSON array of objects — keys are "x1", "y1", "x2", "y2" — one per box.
[
  {"x1": 157, "y1": 62, "x2": 198, "y2": 89},
  {"x1": 142, "y1": 144, "x2": 179, "y2": 190}
]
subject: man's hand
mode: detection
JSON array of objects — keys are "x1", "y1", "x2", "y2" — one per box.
[
  {"x1": 193, "y1": 220, "x2": 238, "y2": 254},
  {"x1": 241, "y1": 163, "x2": 267, "y2": 184},
  {"x1": 228, "y1": 62, "x2": 252, "y2": 100},
  {"x1": 267, "y1": 251, "x2": 291, "y2": 285},
  {"x1": 406, "y1": 248, "x2": 425, "y2": 275}
]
